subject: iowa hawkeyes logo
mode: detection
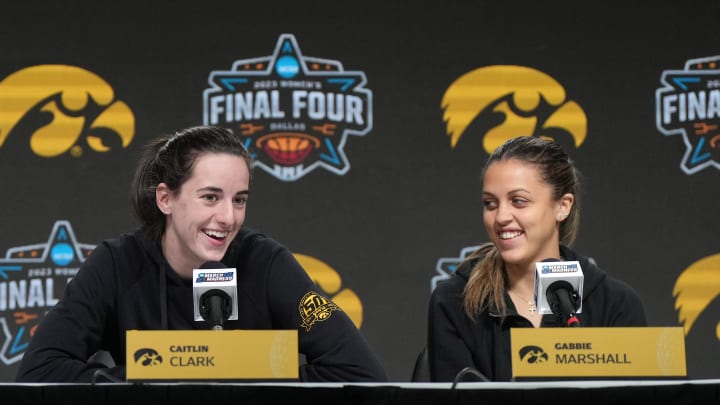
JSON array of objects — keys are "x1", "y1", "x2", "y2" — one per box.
[
  {"x1": 0, "y1": 64, "x2": 135, "y2": 157},
  {"x1": 133, "y1": 348, "x2": 163, "y2": 366},
  {"x1": 518, "y1": 345, "x2": 549, "y2": 364},
  {"x1": 294, "y1": 253, "x2": 363, "y2": 328},
  {"x1": 298, "y1": 291, "x2": 339, "y2": 332},
  {"x1": 673, "y1": 254, "x2": 720, "y2": 340},
  {"x1": 441, "y1": 65, "x2": 587, "y2": 153}
]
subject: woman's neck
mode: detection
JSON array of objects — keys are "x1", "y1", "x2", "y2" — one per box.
[
  {"x1": 160, "y1": 233, "x2": 194, "y2": 280},
  {"x1": 506, "y1": 264, "x2": 536, "y2": 295}
]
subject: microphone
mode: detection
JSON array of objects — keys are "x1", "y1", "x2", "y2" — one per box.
[
  {"x1": 534, "y1": 258, "x2": 583, "y2": 327},
  {"x1": 192, "y1": 261, "x2": 238, "y2": 330}
]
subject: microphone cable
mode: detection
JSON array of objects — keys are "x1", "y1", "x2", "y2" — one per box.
[
  {"x1": 91, "y1": 368, "x2": 123, "y2": 384},
  {"x1": 451, "y1": 366, "x2": 490, "y2": 388}
]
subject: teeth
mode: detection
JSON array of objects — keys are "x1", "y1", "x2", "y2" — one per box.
[
  {"x1": 499, "y1": 231, "x2": 522, "y2": 240},
  {"x1": 205, "y1": 230, "x2": 228, "y2": 239}
]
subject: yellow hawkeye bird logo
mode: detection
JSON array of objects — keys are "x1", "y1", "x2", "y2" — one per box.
[
  {"x1": 0, "y1": 64, "x2": 135, "y2": 157},
  {"x1": 441, "y1": 65, "x2": 587, "y2": 153}
]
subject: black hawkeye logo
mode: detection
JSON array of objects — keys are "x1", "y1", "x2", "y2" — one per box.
[
  {"x1": 518, "y1": 345, "x2": 549, "y2": 364},
  {"x1": 134, "y1": 348, "x2": 163, "y2": 367}
]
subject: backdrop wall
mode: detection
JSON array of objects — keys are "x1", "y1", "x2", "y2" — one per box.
[{"x1": 0, "y1": 1, "x2": 718, "y2": 381}]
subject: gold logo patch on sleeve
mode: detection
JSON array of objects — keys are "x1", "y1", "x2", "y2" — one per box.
[{"x1": 299, "y1": 291, "x2": 340, "y2": 331}]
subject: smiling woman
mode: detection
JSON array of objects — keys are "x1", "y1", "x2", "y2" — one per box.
[
  {"x1": 156, "y1": 152, "x2": 250, "y2": 279},
  {"x1": 427, "y1": 136, "x2": 647, "y2": 382},
  {"x1": 15, "y1": 125, "x2": 388, "y2": 384}
]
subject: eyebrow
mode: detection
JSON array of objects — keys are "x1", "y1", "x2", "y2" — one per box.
[
  {"x1": 197, "y1": 186, "x2": 249, "y2": 195},
  {"x1": 482, "y1": 188, "x2": 531, "y2": 196}
]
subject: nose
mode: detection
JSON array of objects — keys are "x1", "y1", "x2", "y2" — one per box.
[
  {"x1": 495, "y1": 203, "x2": 513, "y2": 224},
  {"x1": 215, "y1": 199, "x2": 236, "y2": 225}
]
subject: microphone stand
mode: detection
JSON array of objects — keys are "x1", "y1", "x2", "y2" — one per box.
[
  {"x1": 547, "y1": 280, "x2": 581, "y2": 327},
  {"x1": 200, "y1": 289, "x2": 231, "y2": 331},
  {"x1": 207, "y1": 294, "x2": 226, "y2": 330}
]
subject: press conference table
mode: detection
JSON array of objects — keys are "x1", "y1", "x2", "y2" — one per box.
[{"x1": 3, "y1": 379, "x2": 718, "y2": 405}]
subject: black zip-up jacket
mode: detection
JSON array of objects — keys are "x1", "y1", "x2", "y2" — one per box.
[
  {"x1": 428, "y1": 245, "x2": 647, "y2": 382},
  {"x1": 16, "y1": 227, "x2": 388, "y2": 382}
]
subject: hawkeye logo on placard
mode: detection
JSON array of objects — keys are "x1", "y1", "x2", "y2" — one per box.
[
  {"x1": 203, "y1": 34, "x2": 373, "y2": 181},
  {"x1": 518, "y1": 345, "x2": 549, "y2": 364},
  {"x1": 441, "y1": 65, "x2": 587, "y2": 153},
  {"x1": 133, "y1": 348, "x2": 163, "y2": 367},
  {"x1": 0, "y1": 65, "x2": 135, "y2": 158},
  {"x1": 0, "y1": 220, "x2": 94, "y2": 365},
  {"x1": 293, "y1": 253, "x2": 363, "y2": 328},
  {"x1": 656, "y1": 55, "x2": 720, "y2": 174}
]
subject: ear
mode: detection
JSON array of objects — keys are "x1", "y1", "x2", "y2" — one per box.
[
  {"x1": 156, "y1": 183, "x2": 172, "y2": 215},
  {"x1": 556, "y1": 193, "x2": 574, "y2": 222}
]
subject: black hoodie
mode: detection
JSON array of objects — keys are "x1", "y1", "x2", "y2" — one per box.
[
  {"x1": 428, "y1": 245, "x2": 647, "y2": 382},
  {"x1": 16, "y1": 227, "x2": 388, "y2": 382}
]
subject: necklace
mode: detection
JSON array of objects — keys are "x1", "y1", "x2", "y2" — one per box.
[{"x1": 509, "y1": 290, "x2": 537, "y2": 315}]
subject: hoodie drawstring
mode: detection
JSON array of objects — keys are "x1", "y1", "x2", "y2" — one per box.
[{"x1": 160, "y1": 266, "x2": 168, "y2": 329}]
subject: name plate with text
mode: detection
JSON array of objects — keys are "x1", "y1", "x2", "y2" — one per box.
[
  {"x1": 126, "y1": 329, "x2": 298, "y2": 381},
  {"x1": 511, "y1": 327, "x2": 686, "y2": 378}
]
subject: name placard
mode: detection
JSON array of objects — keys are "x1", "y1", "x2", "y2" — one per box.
[
  {"x1": 510, "y1": 327, "x2": 686, "y2": 378},
  {"x1": 126, "y1": 330, "x2": 298, "y2": 381}
]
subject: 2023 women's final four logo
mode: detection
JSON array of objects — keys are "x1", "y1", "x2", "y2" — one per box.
[
  {"x1": 203, "y1": 34, "x2": 373, "y2": 181},
  {"x1": 656, "y1": 55, "x2": 720, "y2": 174},
  {"x1": 0, "y1": 221, "x2": 94, "y2": 366}
]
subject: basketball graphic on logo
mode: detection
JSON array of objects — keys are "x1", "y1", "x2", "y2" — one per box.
[{"x1": 257, "y1": 132, "x2": 320, "y2": 165}]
